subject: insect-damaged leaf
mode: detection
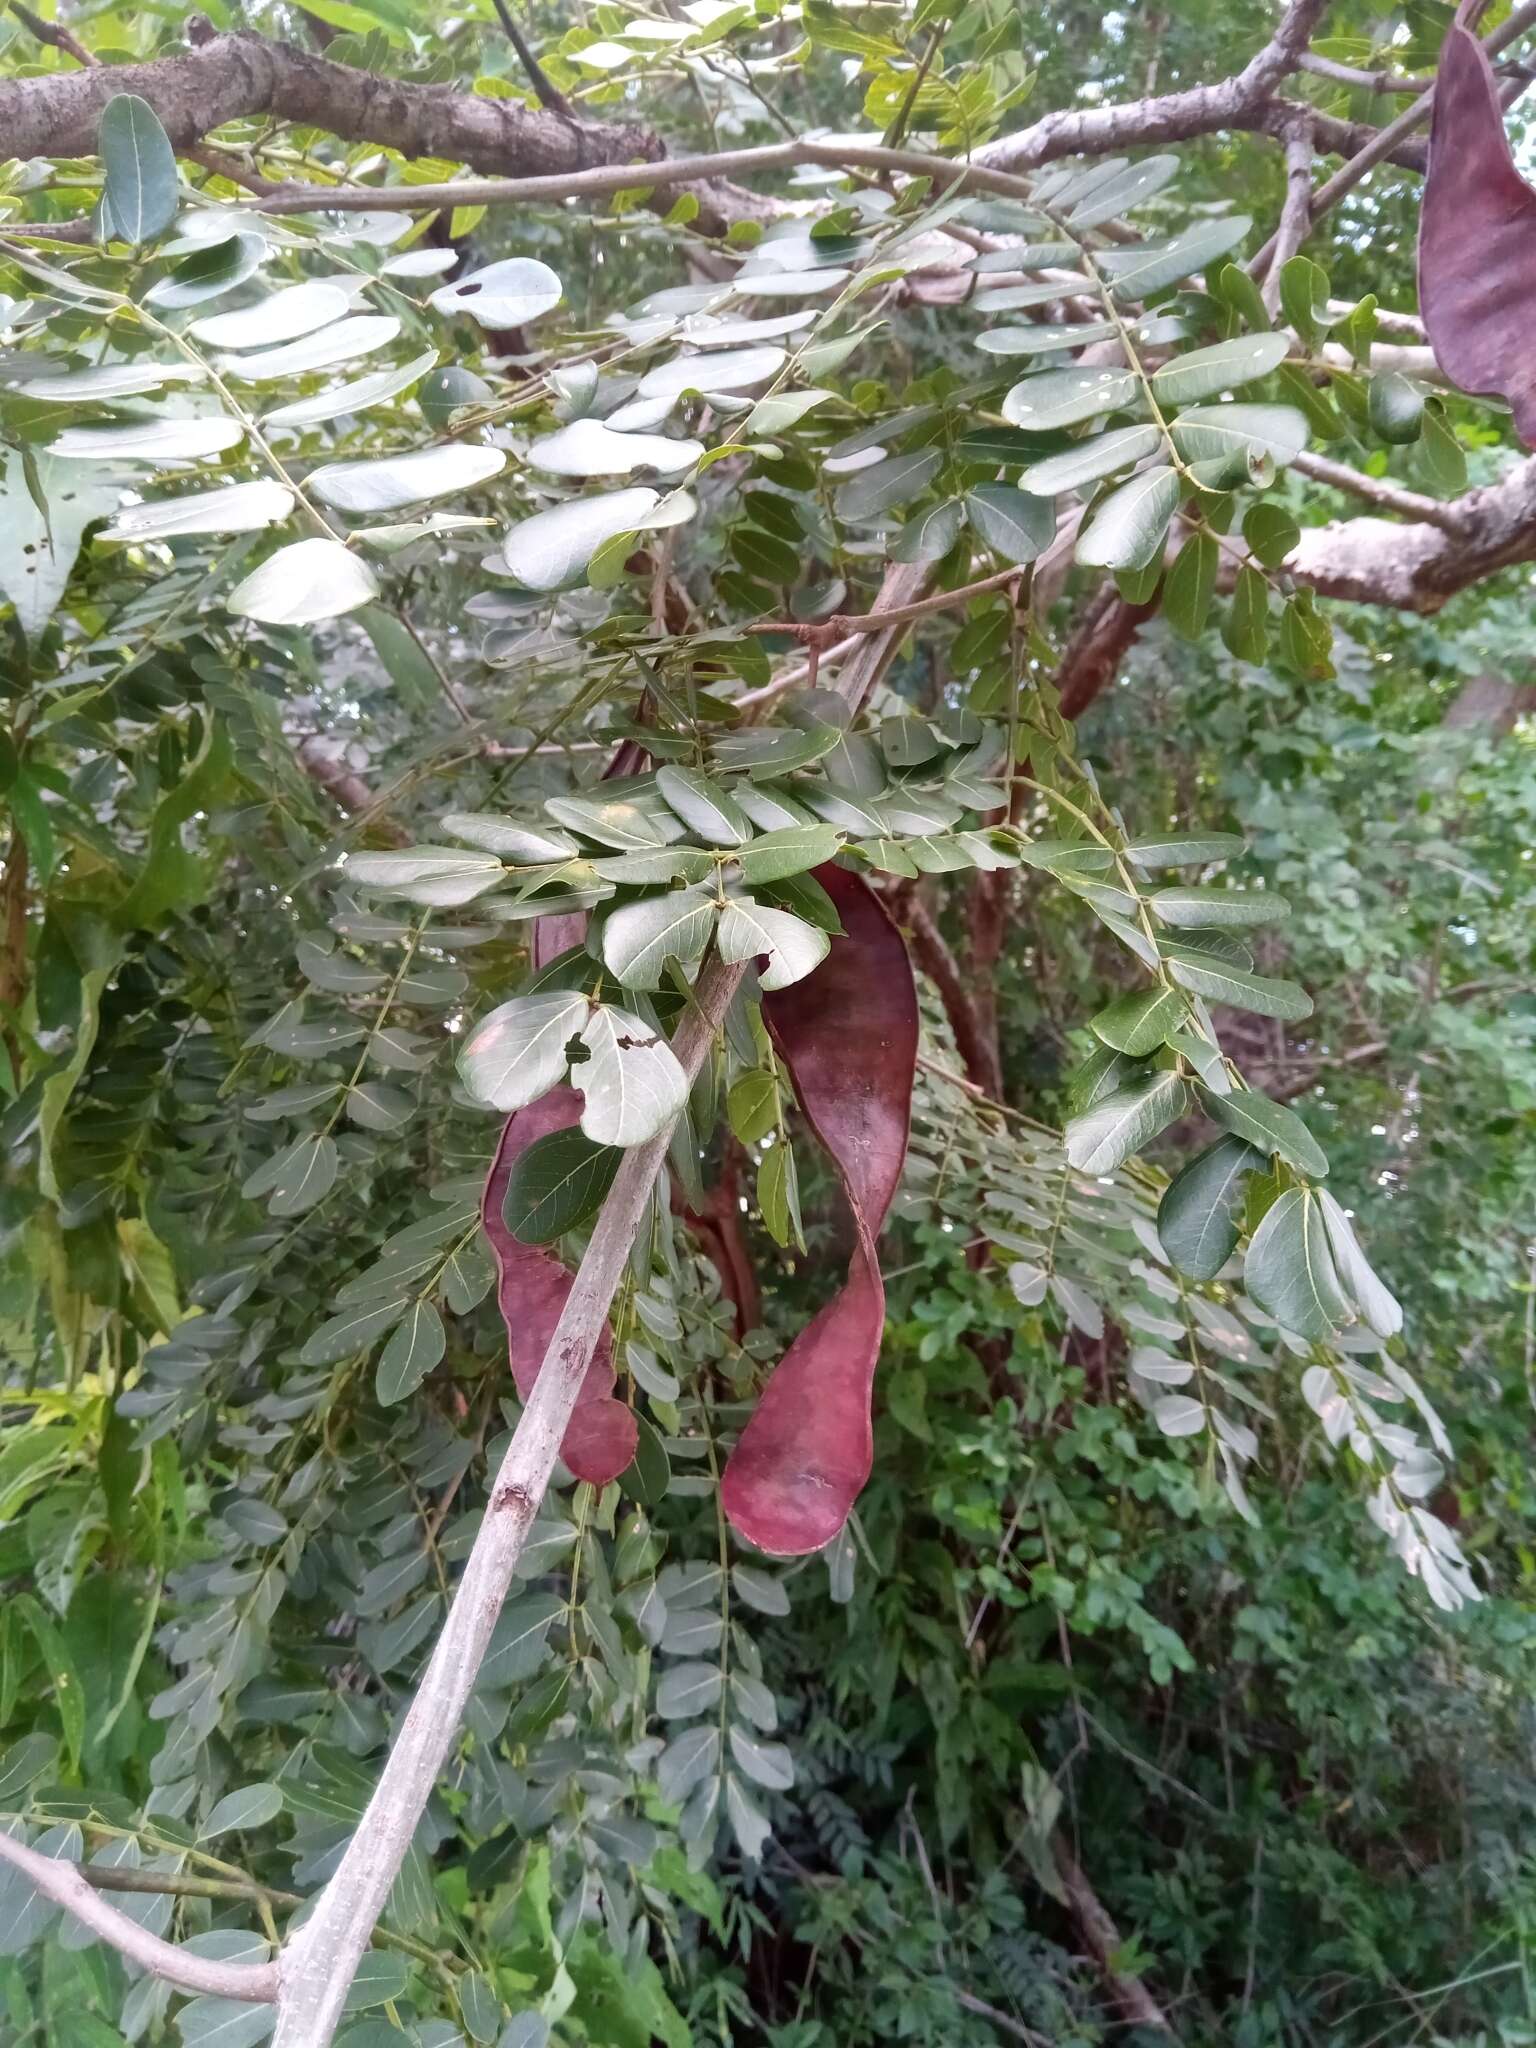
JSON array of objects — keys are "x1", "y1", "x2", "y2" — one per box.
[
  {"x1": 721, "y1": 867, "x2": 918, "y2": 1556},
  {"x1": 1419, "y1": 0, "x2": 1536, "y2": 444}
]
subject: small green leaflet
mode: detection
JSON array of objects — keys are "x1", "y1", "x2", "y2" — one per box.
[
  {"x1": 656, "y1": 764, "x2": 751, "y2": 847},
  {"x1": 1244, "y1": 1187, "x2": 1347, "y2": 1340},
  {"x1": 502, "y1": 1127, "x2": 620, "y2": 1243},
  {"x1": 734, "y1": 822, "x2": 840, "y2": 884},
  {"x1": 1157, "y1": 1134, "x2": 1263, "y2": 1281},
  {"x1": 1063, "y1": 1069, "x2": 1187, "y2": 1175},
  {"x1": 376, "y1": 1300, "x2": 446, "y2": 1405},
  {"x1": 1149, "y1": 332, "x2": 1289, "y2": 406},
  {"x1": 458, "y1": 992, "x2": 587, "y2": 1111},
  {"x1": 600, "y1": 887, "x2": 717, "y2": 990},
  {"x1": 1200, "y1": 1083, "x2": 1329, "y2": 1177},
  {"x1": 1151, "y1": 885, "x2": 1289, "y2": 929},
  {"x1": 964, "y1": 483, "x2": 1055, "y2": 564},
  {"x1": 1165, "y1": 949, "x2": 1313, "y2": 1022},
  {"x1": 1021, "y1": 425, "x2": 1161, "y2": 498},
  {"x1": 1124, "y1": 832, "x2": 1244, "y2": 866},
  {"x1": 1002, "y1": 365, "x2": 1139, "y2": 432},
  {"x1": 1090, "y1": 985, "x2": 1185, "y2": 1056},
  {"x1": 717, "y1": 897, "x2": 829, "y2": 991},
  {"x1": 1076, "y1": 465, "x2": 1180, "y2": 572},
  {"x1": 1162, "y1": 530, "x2": 1218, "y2": 640},
  {"x1": 99, "y1": 95, "x2": 179, "y2": 246}
]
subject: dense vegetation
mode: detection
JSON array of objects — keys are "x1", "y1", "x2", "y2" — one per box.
[{"x1": 0, "y1": 1, "x2": 1534, "y2": 2044}]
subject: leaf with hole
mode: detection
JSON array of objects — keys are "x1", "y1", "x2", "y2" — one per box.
[
  {"x1": 718, "y1": 897, "x2": 830, "y2": 991},
  {"x1": 429, "y1": 257, "x2": 563, "y2": 326},
  {"x1": 458, "y1": 992, "x2": 587, "y2": 1112},
  {"x1": 574, "y1": 1004, "x2": 688, "y2": 1147}
]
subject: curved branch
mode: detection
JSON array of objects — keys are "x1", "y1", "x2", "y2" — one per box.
[{"x1": 0, "y1": 1830, "x2": 278, "y2": 2003}]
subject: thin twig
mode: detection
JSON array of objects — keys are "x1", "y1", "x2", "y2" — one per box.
[
  {"x1": 0, "y1": 1831, "x2": 278, "y2": 2003},
  {"x1": 1256, "y1": 110, "x2": 1314, "y2": 307}
]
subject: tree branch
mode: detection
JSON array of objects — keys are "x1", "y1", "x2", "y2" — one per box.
[
  {"x1": 0, "y1": 1830, "x2": 278, "y2": 2003},
  {"x1": 1256, "y1": 111, "x2": 1314, "y2": 308},
  {"x1": 1291, "y1": 450, "x2": 1467, "y2": 531},
  {"x1": 1053, "y1": 1838, "x2": 1176, "y2": 2035},
  {"x1": 271, "y1": 952, "x2": 745, "y2": 2048},
  {"x1": 487, "y1": 0, "x2": 573, "y2": 116},
  {"x1": 976, "y1": 0, "x2": 1329, "y2": 171}
]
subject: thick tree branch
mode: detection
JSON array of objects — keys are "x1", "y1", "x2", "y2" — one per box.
[
  {"x1": 976, "y1": 0, "x2": 1329, "y2": 171},
  {"x1": 1257, "y1": 111, "x2": 1314, "y2": 306},
  {"x1": 1291, "y1": 450, "x2": 1467, "y2": 531},
  {"x1": 0, "y1": 1830, "x2": 278, "y2": 2003}
]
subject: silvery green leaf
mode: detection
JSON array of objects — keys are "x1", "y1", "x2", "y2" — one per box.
[
  {"x1": 201, "y1": 1783, "x2": 283, "y2": 1838},
  {"x1": 174, "y1": 1995, "x2": 275, "y2": 2046},
  {"x1": 190, "y1": 281, "x2": 350, "y2": 349},
  {"x1": 440, "y1": 814, "x2": 578, "y2": 862},
  {"x1": 458, "y1": 991, "x2": 587, "y2": 1111},
  {"x1": 1132, "y1": 1348, "x2": 1195, "y2": 1385},
  {"x1": 1021, "y1": 425, "x2": 1162, "y2": 496},
  {"x1": 146, "y1": 229, "x2": 266, "y2": 308},
  {"x1": 1317, "y1": 1188, "x2": 1403, "y2": 1337},
  {"x1": 1101, "y1": 214, "x2": 1252, "y2": 297},
  {"x1": 717, "y1": 897, "x2": 829, "y2": 991},
  {"x1": 380, "y1": 246, "x2": 457, "y2": 277},
  {"x1": 728, "y1": 1725, "x2": 794, "y2": 1790},
  {"x1": 591, "y1": 847, "x2": 715, "y2": 885},
  {"x1": 98, "y1": 94, "x2": 178, "y2": 246},
  {"x1": 47, "y1": 418, "x2": 244, "y2": 462},
  {"x1": 1076, "y1": 465, "x2": 1180, "y2": 571},
  {"x1": 1002, "y1": 365, "x2": 1139, "y2": 431},
  {"x1": 575, "y1": 1004, "x2": 688, "y2": 1147},
  {"x1": 227, "y1": 538, "x2": 379, "y2": 625},
  {"x1": 1064, "y1": 1070, "x2": 1187, "y2": 1174},
  {"x1": 684, "y1": 309, "x2": 815, "y2": 345},
  {"x1": 1150, "y1": 332, "x2": 1289, "y2": 405},
  {"x1": 310, "y1": 443, "x2": 506, "y2": 514},
  {"x1": 1151, "y1": 885, "x2": 1288, "y2": 928},
  {"x1": 262, "y1": 1133, "x2": 338, "y2": 1218},
  {"x1": 1153, "y1": 1394, "x2": 1206, "y2": 1438},
  {"x1": 1125, "y1": 831, "x2": 1245, "y2": 865},
  {"x1": 972, "y1": 277, "x2": 1089, "y2": 312},
  {"x1": 1169, "y1": 403, "x2": 1308, "y2": 477},
  {"x1": 376, "y1": 1300, "x2": 446, "y2": 1404},
  {"x1": 736, "y1": 266, "x2": 849, "y2": 296},
  {"x1": 1066, "y1": 153, "x2": 1180, "y2": 227},
  {"x1": 545, "y1": 792, "x2": 684, "y2": 850},
  {"x1": 355, "y1": 513, "x2": 496, "y2": 551},
  {"x1": 1244, "y1": 1188, "x2": 1347, "y2": 1340},
  {"x1": 15, "y1": 360, "x2": 204, "y2": 403},
  {"x1": 345, "y1": 846, "x2": 503, "y2": 906},
  {"x1": 600, "y1": 886, "x2": 716, "y2": 989},
  {"x1": 745, "y1": 388, "x2": 834, "y2": 433},
  {"x1": 639, "y1": 346, "x2": 786, "y2": 400},
  {"x1": 429, "y1": 257, "x2": 563, "y2": 326},
  {"x1": 892, "y1": 497, "x2": 964, "y2": 561},
  {"x1": 261, "y1": 349, "x2": 438, "y2": 429},
  {"x1": 725, "y1": 1773, "x2": 772, "y2": 1860},
  {"x1": 734, "y1": 822, "x2": 841, "y2": 884},
  {"x1": 731, "y1": 1564, "x2": 790, "y2": 1616},
  {"x1": 102, "y1": 479, "x2": 294, "y2": 542},
  {"x1": 833, "y1": 446, "x2": 943, "y2": 520},
  {"x1": 656, "y1": 1660, "x2": 723, "y2": 1718},
  {"x1": 529, "y1": 420, "x2": 702, "y2": 477},
  {"x1": 502, "y1": 487, "x2": 661, "y2": 591},
  {"x1": 1008, "y1": 1261, "x2": 1048, "y2": 1306},
  {"x1": 657, "y1": 1724, "x2": 720, "y2": 1805},
  {"x1": 975, "y1": 318, "x2": 1119, "y2": 356},
  {"x1": 964, "y1": 482, "x2": 1055, "y2": 563},
  {"x1": 656, "y1": 764, "x2": 751, "y2": 847},
  {"x1": 218, "y1": 316, "x2": 401, "y2": 382},
  {"x1": 1165, "y1": 949, "x2": 1312, "y2": 1021}
]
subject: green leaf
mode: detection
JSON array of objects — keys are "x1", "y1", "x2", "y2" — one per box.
[
  {"x1": 1125, "y1": 832, "x2": 1244, "y2": 866},
  {"x1": 1020, "y1": 425, "x2": 1162, "y2": 497},
  {"x1": 1165, "y1": 948, "x2": 1312, "y2": 1020},
  {"x1": 429, "y1": 256, "x2": 563, "y2": 326},
  {"x1": 1242, "y1": 501, "x2": 1300, "y2": 568},
  {"x1": 833, "y1": 447, "x2": 943, "y2": 520},
  {"x1": 1368, "y1": 371, "x2": 1425, "y2": 444},
  {"x1": 1151, "y1": 332, "x2": 1288, "y2": 405},
  {"x1": 1157, "y1": 1135, "x2": 1263, "y2": 1281},
  {"x1": 262, "y1": 348, "x2": 437, "y2": 429},
  {"x1": 1278, "y1": 255, "x2": 1330, "y2": 346},
  {"x1": 1275, "y1": 589, "x2": 1334, "y2": 681},
  {"x1": 734, "y1": 822, "x2": 841, "y2": 884},
  {"x1": 1002, "y1": 365, "x2": 1140, "y2": 431},
  {"x1": 1077, "y1": 466, "x2": 1180, "y2": 572},
  {"x1": 600, "y1": 886, "x2": 717, "y2": 990},
  {"x1": 976, "y1": 317, "x2": 1119, "y2": 356},
  {"x1": 99, "y1": 95, "x2": 178, "y2": 246},
  {"x1": 310, "y1": 444, "x2": 507, "y2": 514},
  {"x1": 1169, "y1": 404, "x2": 1308, "y2": 479},
  {"x1": 964, "y1": 483, "x2": 1055, "y2": 563},
  {"x1": 376, "y1": 1300, "x2": 446, "y2": 1404},
  {"x1": 190, "y1": 279, "x2": 349, "y2": 349},
  {"x1": 13, "y1": 1597, "x2": 83, "y2": 1769},
  {"x1": 458, "y1": 992, "x2": 587, "y2": 1111},
  {"x1": 503, "y1": 488, "x2": 664, "y2": 592},
  {"x1": 1063, "y1": 1069, "x2": 1187, "y2": 1175},
  {"x1": 104, "y1": 480, "x2": 295, "y2": 544},
  {"x1": 717, "y1": 897, "x2": 829, "y2": 990},
  {"x1": 251, "y1": 1133, "x2": 339, "y2": 1218},
  {"x1": 502, "y1": 1127, "x2": 621, "y2": 1243},
  {"x1": 656, "y1": 765, "x2": 752, "y2": 847},
  {"x1": 728, "y1": 1071, "x2": 779, "y2": 1144},
  {"x1": 574, "y1": 1003, "x2": 688, "y2": 1147},
  {"x1": 1316, "y1": 1188, "x2": 1403, "y2": 1338},
  {"x1": 1100, "y1": 214, "x2": 1251, "y2": 297},
  {"x1": 227, "y1": 539, "x2": 379, "y2": 627},
  {"x1": 657, "y1": 1661, "x2": 723, "y2": 1718},
  {"x1": 728, "y1": 1724, "x2": 795, "y2": 1790},
  {"x1": 299, "y1": 1297, "x2": 406, "y2": 1366},
  {"x1": 201, "y1": 1784, "x2": 284, "y2": 1839},
  {"x1": 1200, "y1": 1084, "x2": 1329, "y2": 1177},
  {"x1": 757, "y1": 1138, "x2": 800, "y2": 1248},
  {"x1": 1162, "y1": 529, "x2": 1218, "y2": 639},
  {"x1": 1151, "y1": 885, "x2": 1288, "y2": 929},
  {"x1": 1244, "y1": 1187, "x2": 1347, "y2": 1339},
  {"x1": 1222, "y1": 564, "x2": 1271, "y2": 664},
  {"x1": 1090, "y1": 986, "x2": 1185, "y2": 1056},
  {"x1": 346, "y1": 845, "x2": 503, "y2": 907}
]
